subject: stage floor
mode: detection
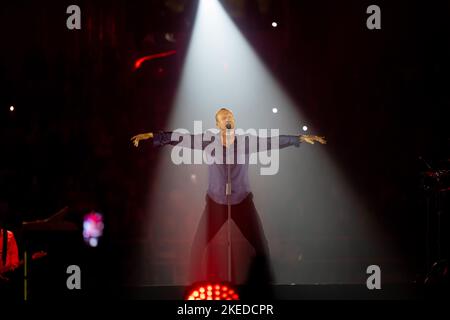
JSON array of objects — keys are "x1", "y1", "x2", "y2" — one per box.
[{"x1": 120, "y1": 284, "x2": 445, "y2": 300}]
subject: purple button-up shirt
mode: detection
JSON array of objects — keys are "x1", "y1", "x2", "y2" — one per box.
[{"x1": 154, "y1": 132, "x2": 300, "y2": 205}]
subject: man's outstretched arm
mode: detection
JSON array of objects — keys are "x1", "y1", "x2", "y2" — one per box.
[
  {"x1": 246, "y1": 134, "x2": 327, "y2": 153},
  {"x1": 131, "y1": 131, "x2": 212, "y2": 149}
]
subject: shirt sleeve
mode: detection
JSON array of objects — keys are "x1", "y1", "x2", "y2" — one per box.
[
  {"x1": 245, "y1": 135, "x2": 300, "y2": 154},
  {"x1": 152, "y1": 131, "x2": 214, "y2": 150}
]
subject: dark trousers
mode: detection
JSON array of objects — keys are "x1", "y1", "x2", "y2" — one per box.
[{"x1": 189, "y1": 193, "x2": 273, "y2": 285}]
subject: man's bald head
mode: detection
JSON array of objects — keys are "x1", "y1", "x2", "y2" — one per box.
[{"x1": 215, "y1": 107, "x2": 235, "y2": 130}]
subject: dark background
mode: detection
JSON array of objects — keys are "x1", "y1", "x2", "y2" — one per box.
[{"x1": 0, "y1": 0, "x2": 449, "y2": 296}]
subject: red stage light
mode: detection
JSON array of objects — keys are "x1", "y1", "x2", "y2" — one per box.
[
  {"x1": 185, "y1": 282, "x2": 239, "y2": 300},
  {"x1": 133, "y1": 50, "x2": 176, "y2": 70}
]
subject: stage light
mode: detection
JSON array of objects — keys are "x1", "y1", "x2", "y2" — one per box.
[
  {"x1": 185, "y1": 282, "x2": 239, "y2": 300},
  {"x1": 272, "y1": 22, "x2": 278, "y2": 28},
  {"x1": 133, "y1": 50, "x2": 176, "y2": 70},
  {"x1": 272, "y1": 107, "x2": 278, "y2": 114},
  {"x1": 9, "y1": 105, "x2": 14, "y2": 112},
  {"x1": 83, "y1": 211, "x2": 104, "y2": 247},
  {"x1": 302, "y1": 125, "x2": 308, "y2": 132},
  {"x1": 89, "y1": 238, "x2": 98, "y2": 247}
]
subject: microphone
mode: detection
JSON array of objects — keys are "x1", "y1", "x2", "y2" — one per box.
[{"x1": 226, "y1": 122, "x2": 232, "y2": 130}]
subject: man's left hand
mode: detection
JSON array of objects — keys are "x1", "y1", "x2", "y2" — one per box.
[{"x1": 299, "y1": 135, "x2": 327, "y2": 145}]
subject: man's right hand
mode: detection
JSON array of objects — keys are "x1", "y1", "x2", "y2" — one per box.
[{"x1": 131, "y1": 132, "x2": 154, "y2": 147}]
